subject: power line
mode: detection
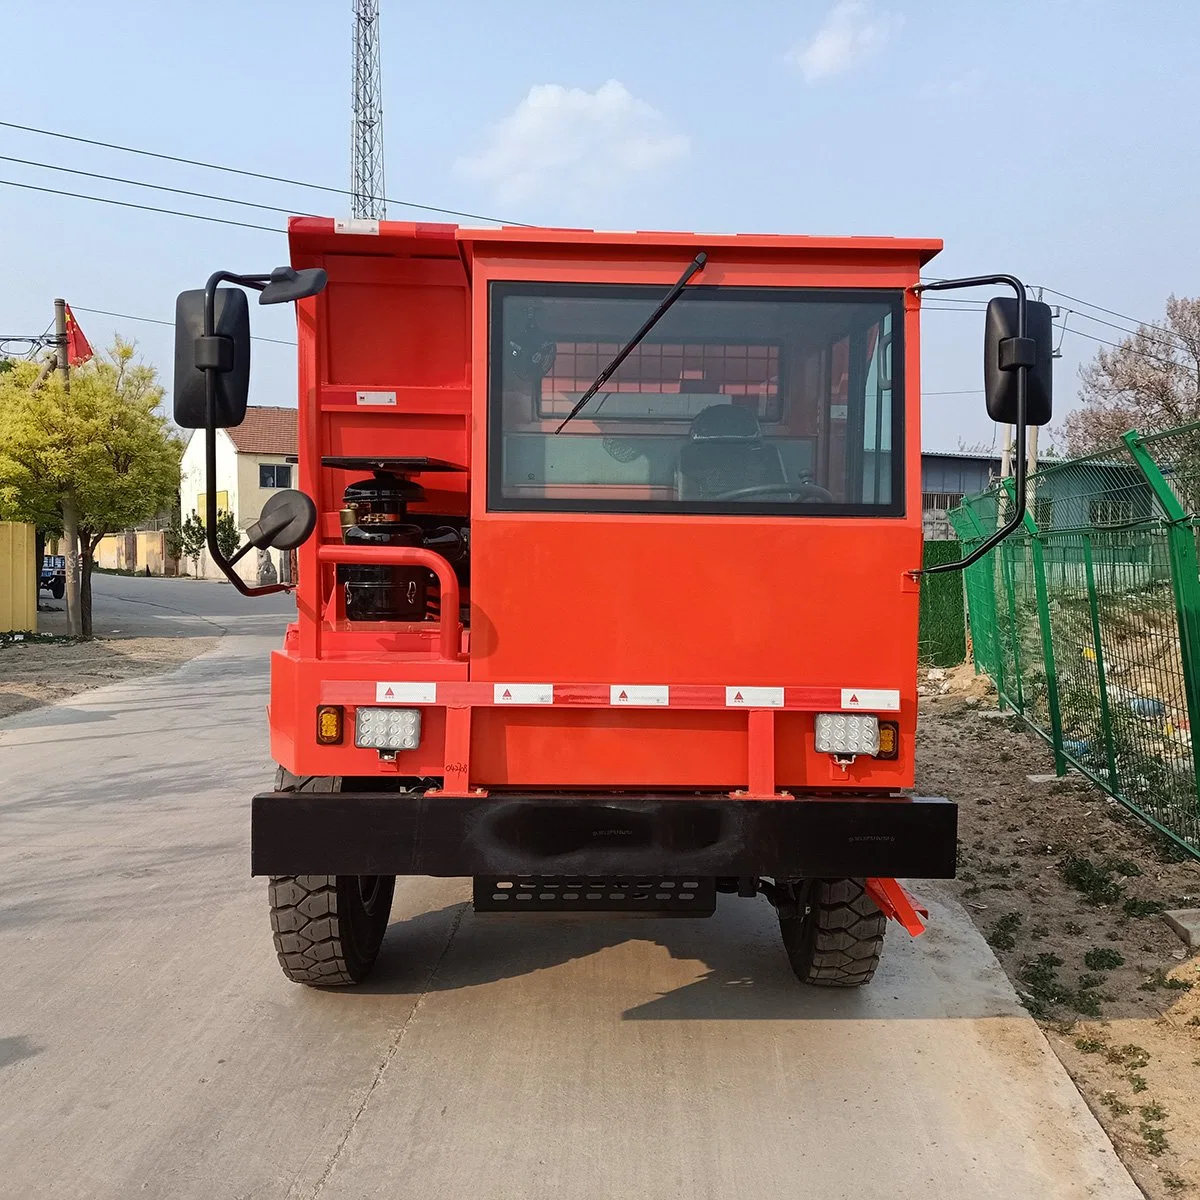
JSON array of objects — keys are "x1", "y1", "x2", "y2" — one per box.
[
  {"x1": 0, "y1": 154, "x2": 319, "y2": 220},
  {"x1": 0, "y1": 119, "x2": 527, "y2": 227},
  {"x1": 0, "y1": 177, "x2": 279, "y2": 232},
  {"x1": 1036, "y1": 286, "x2": 1179, "y2": 341},
  {"x1": 72, "y1": 306, "x2": 296, "y2": 346}
]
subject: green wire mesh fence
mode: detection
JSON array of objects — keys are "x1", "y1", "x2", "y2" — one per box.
[
  {"x1": 918, "y1": 540, "x2": 967, "y2": 667},
  {"x1": 948, "y1": 422, "x2": 1200, "y2": 860}
]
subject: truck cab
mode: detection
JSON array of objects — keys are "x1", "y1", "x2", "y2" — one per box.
[{"x1": 173, "y1": 221, "x2": 1053, "y2": 989}]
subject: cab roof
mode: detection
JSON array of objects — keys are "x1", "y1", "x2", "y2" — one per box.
[{"x1": 288, "y1": 216, "x2": 943, "y2": 266}]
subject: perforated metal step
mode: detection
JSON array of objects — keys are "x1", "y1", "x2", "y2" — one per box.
[{"x1": 473, "y1": 875, "x2": 716, "y2": 916}]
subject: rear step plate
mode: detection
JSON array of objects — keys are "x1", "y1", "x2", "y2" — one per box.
[{"x1": 473, "y1": 875, "x2": 716, "y2": 916}]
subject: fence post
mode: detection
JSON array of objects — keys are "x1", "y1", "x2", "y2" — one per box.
[
  {"x1": 999, "y1": 479, "x2": 1025, "y2": 712},
  {"x1": 1121, "y1": 429, "x2": 1200, "y2": 801},
  {"x1": 1081, "y1": 533, "x2": 1120, "y2": 790},
  {"x1": 1023, "y1": 507, "x2": 1066, "y2": 775}
]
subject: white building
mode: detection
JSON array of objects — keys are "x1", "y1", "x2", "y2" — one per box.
[{"x1": 179, "y1": 406, "x2": 298, "y2": 583}]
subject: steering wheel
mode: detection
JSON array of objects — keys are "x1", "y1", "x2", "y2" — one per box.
[{"x1": 711, "y1": 482, "x2": 836, "y2": 502}]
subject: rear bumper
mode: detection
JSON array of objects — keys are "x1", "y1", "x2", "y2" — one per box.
[{"x1": 251, "y1": 791, "x2": 958, "y2": 879}]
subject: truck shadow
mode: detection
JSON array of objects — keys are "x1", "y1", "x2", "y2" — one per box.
[{"x1": 358, "y1": 889, "x2": 1022, "y2": 1022}]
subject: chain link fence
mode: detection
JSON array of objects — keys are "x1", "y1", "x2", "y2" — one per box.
[
  {"x1": 918, "y1": 540, "x2": 967, "y2": 667},
  {"x1": 949, "y1": 422, "x2": 1200, "y2": 860}
]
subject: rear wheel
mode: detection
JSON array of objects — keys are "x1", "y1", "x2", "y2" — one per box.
[
  {"x1": 267, "y1": 772, "x2": 396, "y2": 987},
  {"x1": 777, "y1": 877, "x2": 886, "y2": 987}
]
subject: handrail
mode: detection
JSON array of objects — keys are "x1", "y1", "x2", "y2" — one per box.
[{"x1": 315, "y1": 544, "x2": 463, "y2": 662}]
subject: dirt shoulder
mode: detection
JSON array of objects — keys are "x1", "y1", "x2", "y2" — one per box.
[
  {"x1": 918, "y1": 667, "x2": 1200, "y2": 1199},
  {"x1": 0, "y1": 612, "x2": 217, "y2": 721}
]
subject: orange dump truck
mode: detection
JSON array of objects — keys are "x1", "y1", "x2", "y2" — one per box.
[{"x1": 172, "y1": 221, "x2": 1052, "y2": 988}]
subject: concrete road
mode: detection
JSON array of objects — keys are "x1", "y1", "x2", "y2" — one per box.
[{"x1": 0, "y1": 577, "x2": 1140, "y2": 1199}]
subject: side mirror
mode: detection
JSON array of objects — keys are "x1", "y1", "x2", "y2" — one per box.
[
  {"x1": 984, "y1": 297, "x2": 1054, "y2": 426},
  {"x1": 173, "y1": 287, "x2": 250, "y2": 429},
  {"x1": 244, "y1": 489, "x2": 317, "y2": 551},
  {"x1": 259, "y1": 266, "x2": 328, "y2": 306}
]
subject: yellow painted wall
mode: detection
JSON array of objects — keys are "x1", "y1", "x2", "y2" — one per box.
[{"x1": 0, "y1": 522, "x2": 37, "y2": 633}]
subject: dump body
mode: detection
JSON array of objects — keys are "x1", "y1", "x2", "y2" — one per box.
[{"x1": 253, "y1": 221, "x2": 956, "y2": 881}]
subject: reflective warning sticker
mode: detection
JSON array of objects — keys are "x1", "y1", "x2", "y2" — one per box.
[
  {"x1": 375, "y1": 682, "x2": 437, "y2": 704},
  {"x1": 840, "y1": 688, "x2": 900, "y2": 711},
  {"x1": 610, "y1": 685, "x2": 669, "y2": 706},
  {"x1": 725, "y1": 686, "x2": 784, "y2": 707},
  {"x1": 493, "y1": 683, "x2": 554, "y2": 704}
]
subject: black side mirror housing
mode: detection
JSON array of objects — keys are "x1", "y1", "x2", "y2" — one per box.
[
  {"x1": 173, "y1": 287, "x2": 250, "y2": 429},
  {"x1": 984, "y1": 298, "x2": 1054, "y2": 426},
  {"x1": 259, "y1": 266, "x2": 328, "y2": 306},
  {"x1": 244, "y1": 489, "x2": 318, "y2": 551}
]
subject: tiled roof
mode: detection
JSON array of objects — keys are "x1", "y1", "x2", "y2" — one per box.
[{"x1": 225, "y1": 406, "x2": 297, "y2": 455}]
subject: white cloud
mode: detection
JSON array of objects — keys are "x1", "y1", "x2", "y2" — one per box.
[
  {"x1": 787, "y1": 2, "x2": 902, "y2": 83},
  {"x1": 454, "y1": 81, "x2": 690, "y2": 209}
]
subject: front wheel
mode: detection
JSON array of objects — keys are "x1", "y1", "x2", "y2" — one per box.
[
  {"x1": 777, "y1": 878, "x2": 886, "y2": 987},
  {"x1": 269, "y1": 873, "x2": 395, "y2": 986},
  {"x1": 267, "y1": 771, "x2": 395, "y2": 986}
]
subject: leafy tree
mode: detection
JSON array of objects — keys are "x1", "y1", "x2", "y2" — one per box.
[
  {"x1": 0, "y1": 340, "x2": 181, "y2": 637},
  {"x1": 1062, "y1": 295, "x2": 1200, "y2": 455},
  {"x1": 214, "y1": 509, "x2": 240, "y2": 562}
]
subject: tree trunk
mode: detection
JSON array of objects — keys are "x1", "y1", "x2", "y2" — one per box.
[
  {"x1": 61, "y1": 492, "x2": 82, "y2": 637},
  {"x1": 79, "y1": 532, "x2": 102, "y2": 641}
]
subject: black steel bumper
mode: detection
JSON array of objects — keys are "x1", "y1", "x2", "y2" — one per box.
[{"x1": 251, "y1": 792, "x2": 958, "y2": 879}]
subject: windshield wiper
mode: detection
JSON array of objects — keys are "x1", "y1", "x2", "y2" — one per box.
[{"x1": 554, "y1": 251, "x2": 707, "y2": 434}]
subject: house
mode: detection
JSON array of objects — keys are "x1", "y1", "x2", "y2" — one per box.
[
  {"x1": 920, "y1": 450, "x2": 1002, "y2": 539},
  {"x1": 178, "y1": 406, "x2": 298, "y2": 582}
]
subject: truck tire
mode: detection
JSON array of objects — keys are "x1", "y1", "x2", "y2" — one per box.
[
  {"x1": 777, "y1": 878, "x2": 886, "y2": 987},
  {"x1": 267, "y1": 772, "x2": 395, "y2": 987}
]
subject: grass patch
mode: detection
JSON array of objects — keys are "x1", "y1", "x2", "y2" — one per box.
[
  {"x1": 987, "y1": 912, "x2": 1022, "y2": 951},
  {"x1": 1061, "y1": 856, "x2": 1123, "y2": 905},
  {"x1": 1123, "y1": 898, "x2": 1166, "y2": 918},
  {"x1": 1083, "y1": 947, "x2": 1125, "y2": 970}
]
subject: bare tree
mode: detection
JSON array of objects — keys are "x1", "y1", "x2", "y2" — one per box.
[{"x1": 1062, "y1": 296, "x2": 1200, "y2": 455}]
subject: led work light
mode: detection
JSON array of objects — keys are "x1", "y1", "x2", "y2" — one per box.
[
  {"x1": 814, "y1": 713, "x2": 880, "y2": 758},
  {"x1": 354, "y1": 706, "x2": 422, "y2": 751}
]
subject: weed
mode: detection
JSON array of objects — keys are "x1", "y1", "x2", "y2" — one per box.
[
  {"x1": 1123, "y1": 898, "x2": 1166, "y2": 918},
  {"x1": 1061, "y1": 856, "x2": 1123, "y2": 905},
  {"x1": 1030, "y1": 923, "x2": 1050, "y2": 940},
  {"x1": 1162, "y1": 1172, "x2": 1187, "y2": 1193},
  {"x1": 1063, "y1": 921, "x2": 1085, "y2": 936},
  {"x1": 988, "y1": 912, "x2": 1022, "y2": 951},
  {"x1": 1099, "y1": 1092, "x2": 1130, "y2": 1116},
  {"x1": 1076, "y1": 973, "x2": 1104, "y2": 991},
  {"x1": 1140, "y1": 1102, "x2": 1167, "y2": 1122},
  {"x1": 1103, "y1": 856, "x2": 1142, "y2": 877},
  {"x1": 1105, "y1": 1047, "x2": 1127, "y2": 1064},
  {"x1": 1140, "y1": 970, "x2": 1194, "y2": 993},
  {"x1": 982, "y1": 860, "x2": 1014, "y2": 877},
  {"x1": 958, "y1": 870, "x2": 977, "y2": 883},
  {"x1": 1165, "y1": 976, "x2": 1194, "y2": 991},
  {"x1": 1071, "y1": 990, "x2": 1102, "y2": 1017},
  {"x1": 962, "y1": 885, "x2": 982, "y2": 899},
  {"x1": 1140, "y1": 1124, "x2": 1168, "y2": 1156},
  {"x1": 1074, "y1": 1037, "x2": 1106, "y2": 1054},
  {"x1": 1186, "y1": 1015, "x2": 1200, "y2": 1027},
  {"x1": 1129, "y1": 1074, "x2": 1148, "y2": 1093},
  {"x1": 1121, "y1": 1045, "x2": 1150, "y2": 1068},
  {"x1": 1083, "y1": 948, "x2": 1125, "y2": 970}
]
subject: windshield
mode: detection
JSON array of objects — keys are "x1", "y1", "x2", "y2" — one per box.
[{"x1": 488, "y1": 283, "x2": 903, "y2": 516}]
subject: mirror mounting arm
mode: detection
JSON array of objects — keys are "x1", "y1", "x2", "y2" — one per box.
[
  {"x1": 201, "y1": 270, "x2": 293, "y2": 597},
  {"x1": 910, "y1": 273, "x2": 1030, "y2": 577}
]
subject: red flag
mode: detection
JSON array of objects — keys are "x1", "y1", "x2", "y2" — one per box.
[{"x1": 63, "y1": 304, "x2": 93, "y2": 367}]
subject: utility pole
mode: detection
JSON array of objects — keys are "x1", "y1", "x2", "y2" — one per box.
[{"x1": 54, "y1": 297, "x2": 82, "y2": 637}]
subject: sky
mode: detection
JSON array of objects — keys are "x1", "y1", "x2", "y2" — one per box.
[{"x1": 2, "y1": 0, "x2": 1198, "y2": 453}]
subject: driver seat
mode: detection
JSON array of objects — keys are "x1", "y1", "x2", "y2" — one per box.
[{"x1": 676, "y1": 404, "x2": 787, "y2": 500}]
